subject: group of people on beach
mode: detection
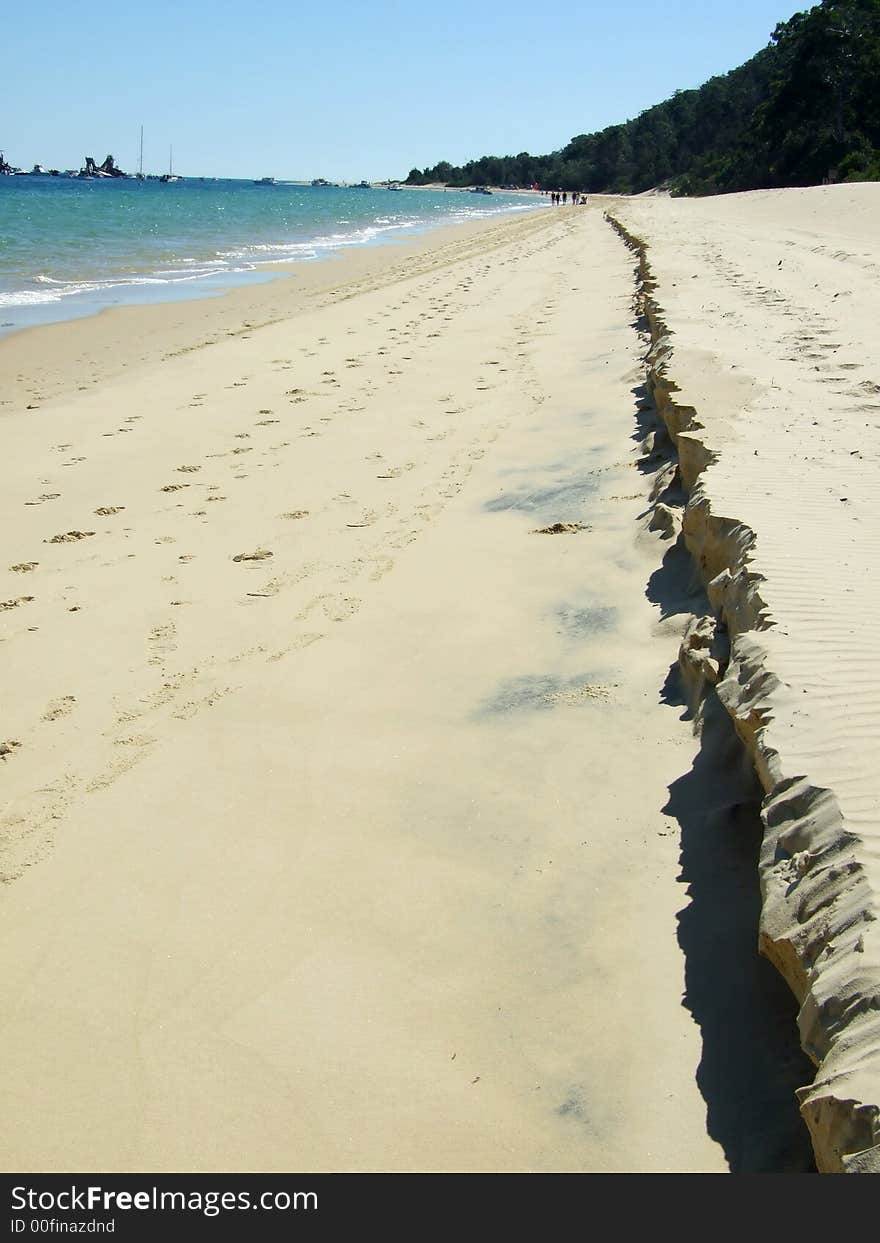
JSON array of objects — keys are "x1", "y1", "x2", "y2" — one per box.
[{"x1": 548, "y1": 190, "x2": 588, "y2": 205}]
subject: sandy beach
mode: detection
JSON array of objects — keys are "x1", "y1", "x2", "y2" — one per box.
[
  {"x1": 2, "y1": 190, "x2": 875, "y2": 1173},
  {"x1": 611, "y1": 184, "x2": 880, "y2": 1172}
]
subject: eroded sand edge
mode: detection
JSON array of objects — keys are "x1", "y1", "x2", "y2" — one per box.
[{"x1": 606, "y1": 202, "x2": 880, "y2": 1173}]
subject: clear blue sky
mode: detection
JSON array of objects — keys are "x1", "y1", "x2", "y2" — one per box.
[{"x1": 3, "y1": 0, "x2": 803, "y2": 180}]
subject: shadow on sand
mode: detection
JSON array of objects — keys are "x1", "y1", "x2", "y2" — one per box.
[
  {"x1": 664, "y1": 679, "x2": 816, "y2": 1172},
  {"x1": 651, "y1": 541, "x2": 815, "y2": 1163},
  {"x1": 636, "y1": 372, "x2": 816, "y2": 1172}
]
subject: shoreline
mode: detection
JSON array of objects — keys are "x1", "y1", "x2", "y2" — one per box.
[
  {"x1": 0, "y1": 182, "x2": 544, "y2": 343},
  {"x1": 0, "y1": 207, "x2": 546, "y2": 419}
]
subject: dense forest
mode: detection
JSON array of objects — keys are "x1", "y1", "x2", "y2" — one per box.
[{"x1": 405, "y1": 0, "x2": 880, "y2": 195}]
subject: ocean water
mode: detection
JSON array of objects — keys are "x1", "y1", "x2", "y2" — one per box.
[{"x1": 0, "y1": 177, "x2": 540, "y2": 336}]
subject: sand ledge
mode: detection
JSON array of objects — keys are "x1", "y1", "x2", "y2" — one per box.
[{"x1": 606, "y1": 210, "x2": 880, "y2": 1174}]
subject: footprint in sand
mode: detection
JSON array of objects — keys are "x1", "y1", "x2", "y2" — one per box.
[
  {"x1": 368, "y1": 556, "x2": 394, "y2": 581},
  {"x1": 177, "y1": 465, "x2": 201, "y2": 473},
  {"x1": 45, "y1": 530, "x2": 95, "y2": 544},
  {"x1": 1, "y1": 596, "x2": 35, "y2": 611},
  {"x1": 86, "y1": 735, "x2": 155, "y2": 793},
  {"x1": 388, "y1": 529, "x2": 418, "y2": 549},
  {"x1": 147, "y1": 622, "x2": 177, "y2": 665},
  {"x1": 25, "y1": 493, "x2": 61, "y2": 506},
  {"x1": 232, "y1": 549, "x2": 273, "y2": 563},
  {"x1": 345, "y1": 510, "x2": 376, "y2": 528},
  {"x1": 114, "y1": 671, "x2": 198, "y2": 725},
  {"x1": 160, "y1": 483, "x2": 190, "y2": 493},
  {"x1": 172, "y1": 686, "x2": 232, "y2": 721},
  {"x1": 280, "y1": 510, "x2": 309, "y2": 520},
  {"x1": 241, "y1": 574, "x2": 282, "y2": 601},
  {"x1": 297, "y1": 594, "x2": 361, "y2": 623},
  {"x1": 94, "y1": 506, "x2": 126, "y2": 516},
  {"x1": 266, "y1": 632, "x2": 324, "y2": 662},
  {"x1": 41, "y1": 695, "x2": 76, "y2": 723},
  {"x1": 10, "y1": 562, "x2": 38, "y2": 573}
]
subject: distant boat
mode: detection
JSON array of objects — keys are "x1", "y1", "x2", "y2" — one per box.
[
  {"x1": 470, "y1": 186, "x2": 492, "y2": 194},
  {"x1": 135, "y1": 126, "x2": 145, "y2": 180},
  {"x1": 160, "y1": 146, "x2": 180, "y2": 183},
  {"x1": 353, "y1": 180, "x2": 371, "y2": 188},
  {"x1": 388, "y1": 181, "x2": 403, "y2": 191},
  {"x1": 254, "y1": 176, "x2": 276, "y2": 185}
]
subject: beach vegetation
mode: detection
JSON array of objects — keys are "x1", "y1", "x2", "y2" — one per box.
[{"x1": 405, "y1": 0, "x2": 880, "y2": 195}]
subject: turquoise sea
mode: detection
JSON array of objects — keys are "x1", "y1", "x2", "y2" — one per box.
[{"x1": 0, "y1": 177, "x2": 541, "y2": 337}]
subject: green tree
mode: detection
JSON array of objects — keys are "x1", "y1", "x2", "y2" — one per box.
[{"x1": 405, "y1": 1, "x2": 880, "y2": 198}]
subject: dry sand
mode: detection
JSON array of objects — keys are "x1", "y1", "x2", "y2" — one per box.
[
  {"x1": 1, "y1": 189, "x2": 867, "y2": 1173},
  {"x1": 611, "y1": 183, "x2": 880, "y2": 1173}
]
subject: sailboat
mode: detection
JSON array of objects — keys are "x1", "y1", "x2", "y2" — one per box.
[
  {"x1": 160, "y1": 146, "x2": 180, "y2": 183},
  {"x1": 135, "y1": 126, "x2": 145, "y2": 180}
]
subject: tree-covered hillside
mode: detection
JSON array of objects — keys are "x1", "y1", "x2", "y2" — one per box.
[{"x1": 405, "y1": 0, "x2": 880, "y2": 194}]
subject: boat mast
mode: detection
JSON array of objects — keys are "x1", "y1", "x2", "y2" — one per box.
[{"x1": 138, "y1": 126, "x2": 144, "y2": 177}]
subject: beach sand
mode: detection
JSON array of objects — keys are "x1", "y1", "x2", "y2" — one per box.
[
  {"x1": 610, "y1": 184, "x2": 880, "y2": 1172},
  {"x1": 1, "y1": 190, "x2": 865, "y2": 1172}
]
